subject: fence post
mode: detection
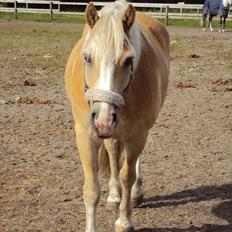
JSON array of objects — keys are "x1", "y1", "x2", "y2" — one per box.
[
  {"x1": 14, "y1": 0, "x2": 17, "y2": 20},
  {"x1": 50, "y1": 2, "x2": 53, "y2": 22},
  {"x1": 165, "y1": 5, "x2": 169, "y2": 25}
]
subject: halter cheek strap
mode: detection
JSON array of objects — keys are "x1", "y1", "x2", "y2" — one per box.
[{"x1": 123, "y1": 63, "x2": 135, "y2": 94}]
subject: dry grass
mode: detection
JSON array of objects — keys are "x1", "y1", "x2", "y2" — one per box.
[{"x1": 0, "y1": 22, "x2": 82, "y2": 71}]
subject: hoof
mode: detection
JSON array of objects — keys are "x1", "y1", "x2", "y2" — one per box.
[
  {"x1": 114, "y1": 224, "x2": 134, "y2": 232},
  {"x1": 131, "y1": 194, "x2": 143, "y2": 208},
  {"x1": 106, "y1": 201, "x2": 120, "y2": 211},
  {"x1": 114, "y1": 218, "x2": 134, "y2": 232}
]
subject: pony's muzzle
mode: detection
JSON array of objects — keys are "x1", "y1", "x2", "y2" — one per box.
[
  {"x1": 91, "y1": 102, "x2": 118, "y2": 138},
  {"x1": 85, "y1": 88, "x2": 124, "y2": 138}
]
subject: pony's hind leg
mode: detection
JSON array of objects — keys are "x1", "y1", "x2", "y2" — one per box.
[
  {"x1": 104, "y1": 139, "x2": 121, "y2": 209},
  {"x1": 131, "y1": 156, "x2": 144, "y2": 207},
  {"x1": 201, "y1": 14, "x2": 207, "y2": 31},
  {"x1": 209, "y1": 14, "x2": 214, "y2": 31},
  {"x1": 75, "y1": 124, "x2": 100, "y2": 232}
]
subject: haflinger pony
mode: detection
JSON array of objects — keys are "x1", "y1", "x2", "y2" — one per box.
[
  {"x1": 65, "y1": 0, "x2": 169, "y2": 231},
  {"x1": 202, "y1": 0, "x2": 232, "y2": 32}
]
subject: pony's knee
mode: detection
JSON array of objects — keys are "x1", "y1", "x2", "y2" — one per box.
[{"x1": 83, "y1": 185, "x2": 100, "y2": 206}]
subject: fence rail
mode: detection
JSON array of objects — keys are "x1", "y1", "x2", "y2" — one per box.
[{"x1": 0, "y1": 0, "x2": 231, "y2": 23}]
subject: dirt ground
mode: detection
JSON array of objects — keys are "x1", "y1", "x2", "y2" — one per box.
[{"x1": 0, "y1": 21, "x2": 232, "y2": 232}]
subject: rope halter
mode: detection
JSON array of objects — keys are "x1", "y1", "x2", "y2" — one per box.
[{"x1": 85, "y1": 88, "x2": 125, "y2": 109}]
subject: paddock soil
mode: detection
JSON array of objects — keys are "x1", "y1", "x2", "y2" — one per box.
[{"x1": 0, "y1": 21, "x2": 232, "y2": 232}]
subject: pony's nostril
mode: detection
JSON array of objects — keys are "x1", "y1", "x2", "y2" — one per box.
[
  {"x1": 112, "y1": 113, "x2": 117, "y2": 123},
  {"x1": 92, "y1": 112, "x2": 96, "y2": 120}
]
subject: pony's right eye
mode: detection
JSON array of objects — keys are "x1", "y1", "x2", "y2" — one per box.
[
  {"x1": 83, "y1": 54, "x2": 92, "y2": 64},
  {"x1": 123, "y1": 56, "x2": 133, "y2": 68}
]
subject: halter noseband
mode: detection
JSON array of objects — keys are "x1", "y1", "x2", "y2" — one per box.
[{"x1": 85, "y1": 89, "x2": 125, "y2": 108}]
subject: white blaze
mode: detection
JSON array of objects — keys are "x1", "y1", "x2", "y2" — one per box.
[
  {"x1": 98, "y1": 62, "x2": 114, "y2": 91},
  {"x1": 96, "y1": 62, "x2": 115, "y2": 125}
]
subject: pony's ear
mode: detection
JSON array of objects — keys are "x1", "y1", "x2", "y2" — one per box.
[
  {"x1": 122, "y1": 4, "x2": 136, "y2": 32},
  {"x1": 85, "y1": 2, "x2": 99, "y2": 28}
]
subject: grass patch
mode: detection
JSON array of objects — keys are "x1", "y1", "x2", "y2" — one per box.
[
  {"x1": 0, "y1": 22, "x2": 83, "y2": 73},
  {"x1": 164, "y1": 18, "x2": 201, "y2": 27},
  {"x1": 1, "y1": 11, "x2": 232, "y2": 28},
  {"x1": 52, "y1": 14, "x2": 85, "y2": 24},
  {"x1": 160, "y1": 17, "x2": 232, "y2": 28},
  {"x1": 0, "y1": 12, "x2": 85, "y2": 23},
  {"x1": 0, "y1": 12, "x2": 12, "y2": 20}
]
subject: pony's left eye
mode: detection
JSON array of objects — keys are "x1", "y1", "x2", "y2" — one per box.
[{"x1": 83, "y1": 54, "x2": 92, "y2": 64}]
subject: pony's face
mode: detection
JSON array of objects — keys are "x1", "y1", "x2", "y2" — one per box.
[{"x1": 83, "y1": 2, "x2": 136, "y2": 138}]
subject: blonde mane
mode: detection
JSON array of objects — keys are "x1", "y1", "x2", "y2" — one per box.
[{"x1": 83, "y1": 0, "x2": 142, "y2": 68}]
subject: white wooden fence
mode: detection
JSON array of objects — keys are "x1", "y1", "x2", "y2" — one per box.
[{"x1": 0, "y1": 0, "x2": 231, "y2": 23}]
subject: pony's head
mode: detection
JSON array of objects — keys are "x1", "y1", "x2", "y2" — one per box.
[{"x1": 82, "y1": 1, "x2": 141, "y2": 138}]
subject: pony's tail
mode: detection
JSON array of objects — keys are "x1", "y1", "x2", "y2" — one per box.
[
  {"x1": 98, "y1": 143, "x2": 125, "y2": 176},
  {"x1": 98, "y1": 144, "x2": 110, "y2": 175}
]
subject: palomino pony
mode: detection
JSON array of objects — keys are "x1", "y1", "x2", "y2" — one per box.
[
  {"x1": 202, "y1": 0, "x2": 231, "y2": 32},
  {"x1": 65, "y1": 1, "x2": 170, "y2": 231}
]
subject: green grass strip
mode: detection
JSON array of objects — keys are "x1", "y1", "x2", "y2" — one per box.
[{"x1": 1, "y1": 12, "x2": 232, "y2": 28}]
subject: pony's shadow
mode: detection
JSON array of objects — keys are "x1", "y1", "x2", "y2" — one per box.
[{"x1": 135, "y1": 183, "x2": 232, "y2": 232}]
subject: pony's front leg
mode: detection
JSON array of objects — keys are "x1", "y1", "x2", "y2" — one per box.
[
  {"x1": 75, "y1": 125, "x2": 100, "y2": 232},
  {"x1": 115, "y1": 138, "x2": 146, "y2": 232},
  {"x1": 104, "y1": 139, "x2": 121, "y2": 208},
  {"x1": 222, "y1": 17, "x2": 226, "y2": 32},
  {"x1": 219, "y1": 16, "x2": 223, "y2": 32}
]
